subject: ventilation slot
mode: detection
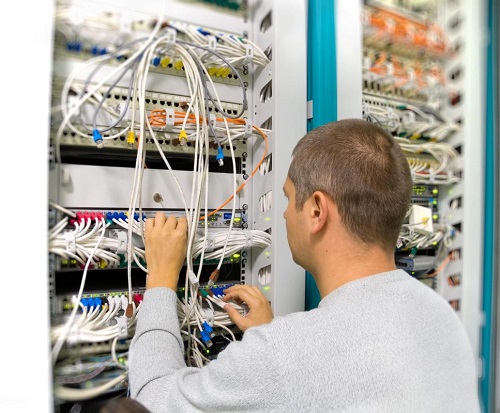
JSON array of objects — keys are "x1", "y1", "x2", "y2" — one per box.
[
  {"x1": 264, "y1": 45, "x2": 272, "y2": 60},
  {"x1": 259, "y1": 190, "x2": 272, "y2": 212},
  {"x1": 259, "y1": 154, "x2": 272, "y2": 176},
  {"x1": 258, "y1": 265, "x2": 271, "y2": 285},
  {"x1": 260, "y1": 116, "x2": 272, "y2": 130},
  {"x1": 447, "y1": 274, "x2": 461, "y2": 286},
  {"x1": 260, "y1": 11, "x2": 272, "y2": 33},
  {"x1": 260, "y1": 80, "x2": 272, "y2": 103},
  {"x1": 449, "y1": 196, "x2": 462, "y2": 209}
]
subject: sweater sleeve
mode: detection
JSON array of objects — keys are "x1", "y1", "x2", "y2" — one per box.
[{"x1": 129, "y1": 288, "x2": 284, "y2": 413}]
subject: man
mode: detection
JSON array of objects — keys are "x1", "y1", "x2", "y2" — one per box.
[{"x1": 129, "y1": 119, "x2": 480, "y2": 412}]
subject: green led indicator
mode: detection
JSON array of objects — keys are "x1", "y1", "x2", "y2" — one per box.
[
  {"x1": 432, "y1": 188, "x2": 439, "y2": 195},
  {"x1": 263, "y1": 286, "x2": 271, "y2": 291}
]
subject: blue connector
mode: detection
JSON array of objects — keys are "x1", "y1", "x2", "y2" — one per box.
[
  {"x1": 197, "y1": 28, "x2": 210, "y2": 36},
  {"x1": 200, "y1": 330, "x2": 213, "y2": 347},
  {"x1": 216, "y1": 146, "x2": 224, "y2": 166},
  {"x1": 152, "y1": 56, "x2": 160, "y2": 66},
  {"x1": 202, "y1": 322, "x2": 214, "y2": 337},
  {"x1": 93, "y1": 129, "x2": 104, "y2": 148},
  {"x1": 81, "y1": 298, "x2": 90, "y2": 309}
]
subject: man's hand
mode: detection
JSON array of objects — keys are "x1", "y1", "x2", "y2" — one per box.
[
  {"x1": 222, "y1": 285, "x2": 273, "y2": 332},
  {"x1": 145, "y1": 213, "x2": 188, "y2": 291}
]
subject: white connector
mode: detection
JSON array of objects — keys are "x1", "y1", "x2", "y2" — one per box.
[{"x1": 409, "y1": 205, "x2": 433, "y2": 235}]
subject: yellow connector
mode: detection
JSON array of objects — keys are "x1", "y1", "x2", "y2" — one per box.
[
  {"x1": 222, "y1": 67, "x2": 231, "y2": 78},
  {"x1": 216, "y1": 66, "x2": 226, "y2": 77},
  {"x1": 127, "y1": 131, "x2": 135, "y2": 147},
  {"x1": 99, "y1": 259, "x2": 108, "y2": 269},
  {"x1": 208, "y1": 66, "x2": 218, "y2": 76},
  {"x1": 174, "y1": 60, "x2": 184, "y2": 70},
  {"x1": 179, "y1": 129, "x2": 188, "y2": 146},
  {"x1": 160, "y1": 56, "x2": 171, "y2": 68}
]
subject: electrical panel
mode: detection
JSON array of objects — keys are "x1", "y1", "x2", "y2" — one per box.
[{"x1": 48, "y1": 0, "x2": 306, "y2": 409}]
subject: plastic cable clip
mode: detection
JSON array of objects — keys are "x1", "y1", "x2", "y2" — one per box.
[
  {"x1": 67, "y1": 324, "x2": 80, "y2": 345},
  {"x1": 110, "y1": 230, "x2": 128, "y2": 254},
  {"x1": 187, "y1": 270, "x2": 198, "y2": 285},
  {"x1": 244, "y1": 118, "x2": 252, "y2": 140},
  {"x1": 243, "y1": 230, "x2": 253, "y2": 248},
  {"x1": 244, "y1": 44, "x2": 254, "y2": 65},
  {"x1": 209, "y1": 113, "x2": 217, "y2": 131},
  {"x1": 428, "y1": 171, "x2": 436, "y2": 184},
  {"x1": 116, "y1": 315, "x2": 128, "y2": 340},
  {"x1": 203, "y1": 307, "x2": 215, "y2": 325},
  {"x1": 203, "y1": 232, "x2": 215, "y2": 253},
  {"x1": 207, "y1": 35, "x2": 217, "y2": 51},
  {"x1": 164, "y1": 107, "x2": 175, "y2": 131},
  {"x1": 64, "y1": 231, "x2": 76, "y2": 254},
  {"x1": 165, "y1": 28, "x2": 177, "y2": 49}
]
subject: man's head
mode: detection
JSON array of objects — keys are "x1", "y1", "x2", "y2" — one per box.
[{"x1": 285, "y1": 119, "x2": 412, "y2": 263}]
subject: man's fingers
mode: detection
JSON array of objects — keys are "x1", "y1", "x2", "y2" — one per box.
[
  {"x1": 154, "y1": 212, "x2": 167, "y2": 226},
  {"x1": 224, "y1": 304, "x2": 248, "y2": 331},
  {"x1": 164, "y1": 215, "x2": 178, "y2": 229},
  {"x1": 145, "y1": 217, "x2": 155, "y2": 244},
  {"x1": 176, "y1": 217, "x2": 188, "y2": 234},
  {"x1": 222, "y1": 288, "x2": 260, "y2": 307},
  {"x1": 223, "y1": 285, "x2": 261, "y2": 299}
]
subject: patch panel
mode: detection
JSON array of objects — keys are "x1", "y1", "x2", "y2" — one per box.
[
  {"x1": 64, "y1": 209, "x2": 243, "y2": 228},
  {"x1": 52, "y1": 11, "x2": 252, "y2": 88}
]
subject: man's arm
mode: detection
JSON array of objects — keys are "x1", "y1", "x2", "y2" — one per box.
[
  {"x1": 129, "y1": 286, "x2": 281, "y2": 412},
  {"x1": 129, "y1": 212, "x2": 276, "y2": 412}
]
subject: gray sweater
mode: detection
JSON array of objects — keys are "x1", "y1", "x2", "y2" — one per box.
[{"x1": 129, "y1": 269, "x2": 480, "y2": 412}]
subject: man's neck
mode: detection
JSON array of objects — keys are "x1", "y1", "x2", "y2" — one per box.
[{"x1": 312, "y1": 245, "x2": 397, "y2": 299}]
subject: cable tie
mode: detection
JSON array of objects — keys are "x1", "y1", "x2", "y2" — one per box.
[
  {"x1": 163, "y1": 107, "x2": 175, "y2": 131},
  {"x1": 63, "y1": 231, "x2": 76, "y2": 254},
  {"x1": 187, "y1": 270, "x2": 198, "y2": 285},
  {"x1": 67, "y1": 324, "x2": 80, "y2": 345},
  {"x1": 116, "y1": 316, "x2": 128, "y2": 339},
  {"x1": 203, "y1": 308, "x2": 215, "y2": 326},
  {"x1": 209, "y1": 113, "x2": 217, "y2": 131},
  {"x1": 244, "y1": 118, "x2": 252, "y2": 139},
  {"x1": 207, "y1": 35, "x2": 217, "y2": 51},
  {"x1": 203, "y1": 232, "x2": 215, "y2": 252},
  {"x1": 243, "y1": 230, "x2": 253, "y2": 248},
  {"x1": 428, "y1": 171, "x2": 436, "y2": 184},
  {"x1": 165, "y1": 28, "x2": 177, "y2": 49},
  {"x1": 244, "y1": 44, "x2": 254, "y2": 65},
  {"x1": 110, "y1": 230, "x2": 127, "y2": 254}
]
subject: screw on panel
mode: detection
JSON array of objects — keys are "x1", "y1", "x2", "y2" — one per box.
[{"x1": 153, "y1": 193, "x2": 163, "y2": 203}]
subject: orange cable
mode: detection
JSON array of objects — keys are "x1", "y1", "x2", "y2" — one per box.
[{"x1": 200, "y1": 125, "x2": 269, "y2": 220}]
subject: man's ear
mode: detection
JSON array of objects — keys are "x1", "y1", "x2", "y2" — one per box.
[{"x1": 308, "y1": 191, "x2": 329, "y2": 234}]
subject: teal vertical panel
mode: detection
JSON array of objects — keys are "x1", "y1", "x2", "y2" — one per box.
[
  {"x1": 481, "y1": 0, "x2": 498, "y2": 410},
  {"x1": 305, "y1": 0, "x2": 338, "y2": 310}
]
